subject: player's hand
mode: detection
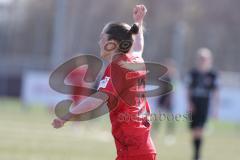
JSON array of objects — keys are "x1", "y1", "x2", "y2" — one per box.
[
  {"x1": 133, "y1": 4, "x2": 147, "y2": 24},
  {"x1": 52, "y1": 118, "x2": 66, "y2": 129}
]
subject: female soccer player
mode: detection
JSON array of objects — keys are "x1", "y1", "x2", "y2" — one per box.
[
  {"x1": 52, "y1": 5, "x2": 157, "y2": 160},
  {"x1": 187, "y1": 48, "x2": 219, "y2": 160}
]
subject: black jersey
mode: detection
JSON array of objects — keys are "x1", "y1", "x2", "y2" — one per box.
[
  {"x1": 187, "y1": 69, "x2": 218, "y2": 99},
  {"x1": 187, "y1": 69, "x2": 218, "y2": 129}
]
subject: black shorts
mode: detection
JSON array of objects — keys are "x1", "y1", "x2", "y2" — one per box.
[{"x1": 189, "y1": 97, "x2": 210, "y2": 129}]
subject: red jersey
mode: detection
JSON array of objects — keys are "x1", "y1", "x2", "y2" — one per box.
[{"x1": 98, "y1": 53, "x2": 156, "y2": 156}]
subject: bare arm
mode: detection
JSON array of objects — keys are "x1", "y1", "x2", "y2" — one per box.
[
  {"x1": 69, "y1": 91, "x2": 108, "y2": 114},
  {"x1": 132, "y1": 22, "x2": 144, "y2": 54},
  {"x1": 132, "y1": 5, "x2": 147, "y2": 56},
  {"x1": 187, "y1": 89, "x2": 195, "y2": 113},
  {"x1": 52, "y1": 91, "x2": 108, "y2": 128}
]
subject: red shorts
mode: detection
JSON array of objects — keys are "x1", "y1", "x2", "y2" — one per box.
[{"x1": 116, "y1": 154, "x2": 157, "y2": 160}]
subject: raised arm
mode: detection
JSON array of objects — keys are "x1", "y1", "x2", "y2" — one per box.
[{"x1": 132, "y1": 5, "x2": 147, "y2": 56}]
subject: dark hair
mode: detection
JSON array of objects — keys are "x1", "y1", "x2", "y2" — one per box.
[{"x1": 104, "y1": 22, "x2": 139, "y2": 53}]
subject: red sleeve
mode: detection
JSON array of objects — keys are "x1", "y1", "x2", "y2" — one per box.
[
  {"x1": 99, "y1": 63, "x2": 128, "y2": 94},
  {"x1": 98, "y1": 63, "x2": 127, "y2": 109},
  {"x1": 98, "y1": 65, "x2": 116, "y2": 96}
]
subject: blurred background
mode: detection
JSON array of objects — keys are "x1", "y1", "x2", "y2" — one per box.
[{"x1": 0, "y1": 0, "x2": 239, "y2": 160}]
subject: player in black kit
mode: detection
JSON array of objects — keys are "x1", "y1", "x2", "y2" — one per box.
[{"x1": 187, "y1": 48, "x2": 219, "y2": 160}]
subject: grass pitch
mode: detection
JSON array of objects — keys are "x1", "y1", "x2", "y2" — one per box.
[{"x1": 0, "y1": 98, "x2": 239, "y2": 160}]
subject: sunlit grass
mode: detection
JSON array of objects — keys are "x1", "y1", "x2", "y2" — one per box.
[{"x1": 0, "y1": 98, "x2": 239, "y2": 160}]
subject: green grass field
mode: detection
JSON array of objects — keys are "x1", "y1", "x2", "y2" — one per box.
[{"x1": 0, "y1": 98, "x2": 239, "y2": 160}]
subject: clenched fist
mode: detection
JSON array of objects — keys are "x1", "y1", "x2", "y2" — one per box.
[
  {"x1": 133, "y1": 4, "x2": 147, "y2": 24},
  {"x1": 52, "y1": 118, "x2": 66, "y2": 129}
]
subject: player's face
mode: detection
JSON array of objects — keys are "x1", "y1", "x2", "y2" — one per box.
[
  {"x1": 196, "y1": 48, "x2": 213, "y2": 72},
  {"x1": 98, "y1": 32, "x2": 108, "y2": 52},
  {"x1": 197, "y1": 55, "x2": 212, "y2": 71},
  {"x1": 99, "y1": 27, "x2": 118, "y2": 60},
  {"x1": 99, "y1": 32, "x2": 110, "y2": 59}
]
